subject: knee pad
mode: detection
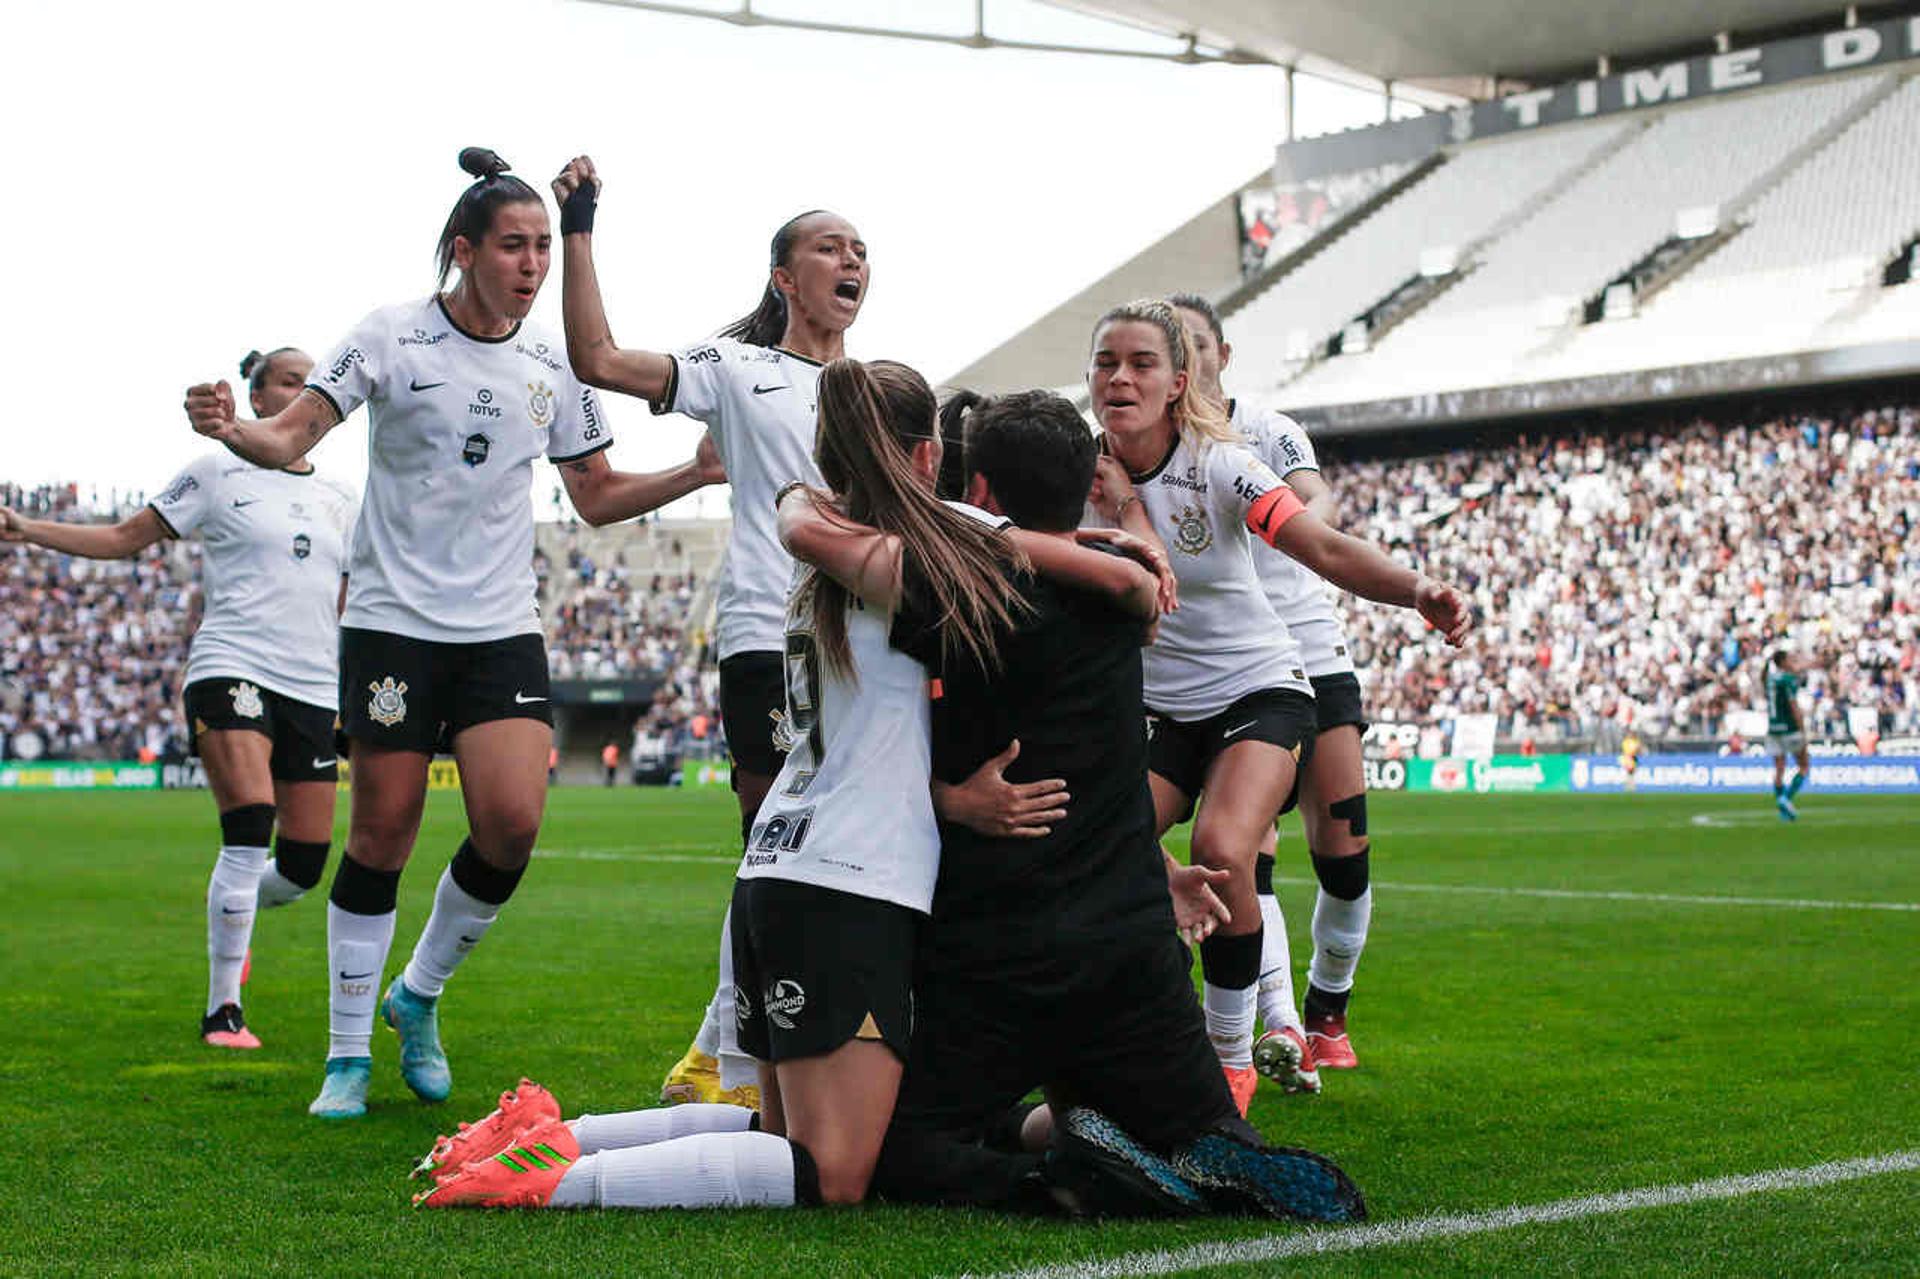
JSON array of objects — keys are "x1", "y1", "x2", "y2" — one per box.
[
  {"x1": 272, "y1": 836, "x2": 330, "y2": 890},
  {"x1": 219, "y1": 803, "x2": 276, "y2": 849}
]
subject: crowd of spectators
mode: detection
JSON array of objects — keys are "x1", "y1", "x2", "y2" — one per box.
[
  {"x1": 7, "y1": 402, "x2": 1917, "y2": 761},
  {"x1": 1325, "y1": 404, "x2": 1920, "y2": 744}
]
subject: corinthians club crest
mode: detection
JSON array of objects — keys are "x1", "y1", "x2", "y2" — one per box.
[
  {"x1": 527, "y1": 380, "x2": 554, "y2": 430},
  {"x1": 368, "y1": 677, "x2": 408, "y2": 727},
  {"x1": 230, "y1": 680, "x2": 264, "y2": 719},
  {"x1": 1169, "y1": 503, "x2": 1213, "y2": 556}
]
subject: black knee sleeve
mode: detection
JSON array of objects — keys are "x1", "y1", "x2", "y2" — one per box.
[
  {"x1": 219, "y1": 803, "x2": 276, "y2": 849},
  {"x1": 1254, "y1": 852, "x2": 1276, "y2": 896},
  {"x1": 1310, "y1": 846, "x2": 1370, "y2": 901},
  {"x1": 1327, "y1": 792, "x2": 1368, "y2": 837},
  {"x1": 787, "y1": 1137, "x2": 823, "y2": 1207},
  {"x1": 272, "y1": 836, "x2": 330, "y2": 890},
  {"x1": 329, "y1": 853, "x2": 401, "y2": 916},
  {"x1": 1199, "y1": 929, "x2": 1263, "y2": 990},
  {"x1": 449, "y1": 837, "x2": 528, "y2": 907}
]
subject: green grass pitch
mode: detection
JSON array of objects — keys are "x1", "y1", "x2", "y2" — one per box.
[{"x1": 1, "y1": 787, "x2": 1915, "y2": 1276}]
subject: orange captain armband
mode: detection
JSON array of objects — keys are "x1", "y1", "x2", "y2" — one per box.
[{"x1": 1245, "y1": 485, "x2": 1307, "y2": 546}]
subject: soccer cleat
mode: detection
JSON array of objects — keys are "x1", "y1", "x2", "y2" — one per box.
[
  {"x1": 1223, "y1": 1065, "x2": 1259, "y2": 1117},
  {"x1": 309, "y1": 1056, "x2": 372, "y2": 1119},
  {"x1": 240, "y1": 948, "x2": 252, "y2": 987},
  {"x1": 660, "y1": 1046, "x2": 761, "y2": 1110},
  {"x1": 1305, "y1": 1013, "x2": 1358, "y2": 1070},
  {"x1": 382, "y1": 977, "x2": 451, "y2": 1103},
  {"x1": 1171, "y1": 1129, "x2": 1367, "y2": 1222},
  {"x1": 1777, "y1": 796, "x2": 1798, "y2": 821},
  {"x1": 200, "y1": 1003, "x2": 262, "y2": 1050},
  {"x1": 413, "y1": 1116, "x2": 579, "y2": 1209},
  {"x1": 412, "y1": 1078, "x2": 563, "y2": 1181},
  {"x1": 1254, "y1": 1026, "x2": 1321, "y2": 1094},
  {"x1": 1048, "y1": 1108, "x2": 1205, "y2": 1217}
]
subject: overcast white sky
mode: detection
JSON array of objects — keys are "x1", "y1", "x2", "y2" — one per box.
[{"x1": 7, "y1": 0, "x2": 1391, "y2": 518}]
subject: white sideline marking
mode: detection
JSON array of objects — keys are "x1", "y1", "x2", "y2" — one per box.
[
  {"x1": 536, "y1": 846, "x2": 734, "y2": 865},
  {"x1": 1272, "y1": 876, "x2": 1920, "y2": 914},
  {"x1": 964, "y1": 1151, "x2": 1920, "y2": 1279}
]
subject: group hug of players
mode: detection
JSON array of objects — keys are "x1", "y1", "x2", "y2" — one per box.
[{"x1": 1, "y1": 148, "x2": 1475, "y2": 1221}]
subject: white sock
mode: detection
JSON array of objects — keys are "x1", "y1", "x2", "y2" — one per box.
[
  {"x1": 1256, "y1": 892, "x2": 1302, "y2": 1033},
  {"x1": 1308, "y1": 887, "x2": 1373, "y2": 997},
  {"x1": 206, "y1": 846, "x2": 268, "y2": 1014},
  {"x1": 708, "y1": 906, "x2": 758, "y2": 1091},
  {"x1": 570, "y1": 1104, "x2": 756, "y2": 1155},
  {"x1": 1203, "y1": 981, "x2": 1258, "y2": 1070},
  {"x1": 256, "y1": 863, "x2": 308, "y2": 910},
  {"x1": 691, "y1": 905, "x2": 731, "y2": 1056},
  {"x1": 548, "y1": 1132, "x2": 801, "y2": 1209},
  {"x1": 400, "y1": 865, "x2": 499, "y2": 1000},
  {"x1": 327, "y1": 903, "x2": 395, "y2": 1060}
]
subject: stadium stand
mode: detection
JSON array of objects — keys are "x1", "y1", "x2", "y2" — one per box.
[
  {"x1": 1280, "y1": 70, "x2": 1899, "y2": 405},
  {"x1": 1321, "y1": 402, "x2": 1920, "y2": 744}
]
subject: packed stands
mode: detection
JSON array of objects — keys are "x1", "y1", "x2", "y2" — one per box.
[{"x1": 1321, "y1": 402, "x2": 1920, "y2": 744}]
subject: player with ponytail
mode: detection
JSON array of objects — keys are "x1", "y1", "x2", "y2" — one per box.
[{"x1": 185, "y1": 148, "x2": 724, "y2": 1119}]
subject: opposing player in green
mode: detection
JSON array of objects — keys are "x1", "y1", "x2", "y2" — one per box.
[{"x1": 1764, "y1": 648, "x2": 1811, "y2": 820}]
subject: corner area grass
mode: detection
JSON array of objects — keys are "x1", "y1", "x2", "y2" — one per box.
[{"x1": 0, "y1": 788, "x2": 1914, "y2": 1276}]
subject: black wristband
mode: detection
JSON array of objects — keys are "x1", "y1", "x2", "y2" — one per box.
[{"x1": 560, "y1": 183, "x2": 597, "y2": 236}]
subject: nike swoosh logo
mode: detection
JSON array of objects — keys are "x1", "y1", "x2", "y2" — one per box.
[
  {"x1": 221, "y1": 906, "x2": 250, "y2": 914},
  {"x1": 1222, "y1": 720, "x2": 1258, "y2": 739},
  {"x1": 338, "y1": 969, "x2": 375, "y2": 980},
  {"x1": 232, "y1": 499, "x2": 258, "y2": 508},
  {"x1": 751, "y1": 384, "x2": 784, "y2": 395},
  {"x1": 458, "y1": 935, "x2": 482, "y2": 945},
  {"x1": 410, "y1": 379, "x2": 447, "y2": 392},
  {"x1": 312, "y1": 758, "x2": 337, "y2": 769},
  {"x1": 514, "y1": 693, "x2": 548, "y2": 704}
]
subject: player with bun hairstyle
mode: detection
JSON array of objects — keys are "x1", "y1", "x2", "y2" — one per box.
[
  {"x1": 184, "y1": 148, "x2": 725, "y2": 1119},
  {"x1": 5, "y1": 346, "x2": 352, "y2": 1052},
  {"x1": 1171, "y1": 292, "x2": 1376, "y2": 1087},
  {"x1": 1085, "y1": 298, "x2": 1471, "y2": 1114},
  {"x1": 549, "y1": 155, "x2": 875, "y2": 1109},
  {"x1": 417, "y1": 357, "x2": 1035, "y2": 1211}
]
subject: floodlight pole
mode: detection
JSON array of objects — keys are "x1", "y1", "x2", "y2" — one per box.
[{"x1": 1281, "y1": 64, "x2": 1295, "y2": 141}]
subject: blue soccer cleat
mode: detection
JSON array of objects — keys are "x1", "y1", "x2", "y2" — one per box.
[
  {"x1": 1777, "y1": 795, "x2": 1798, "y2": 821},
  {"x1": 382, "y1": 977, "x2": 452, "y2": 1103},
  {"x1": 308, "y1": 1056, "x2": 372, "y2": 1120},
  {"x1": 1050, "y1": 1107, "x2": 1206, "y2": 1217},
  {"x1": 1172, "y1": 1129, "x2": 1367, "y2": 1222}
]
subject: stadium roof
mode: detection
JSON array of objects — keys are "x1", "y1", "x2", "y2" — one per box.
[{"x1": 1041, "y1": 1, "x2": 1894, "y2": 93}]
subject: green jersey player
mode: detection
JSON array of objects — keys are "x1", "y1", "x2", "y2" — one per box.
[{"x1": 1764, "y1": 649, "x2": 1810, "y2": 820}]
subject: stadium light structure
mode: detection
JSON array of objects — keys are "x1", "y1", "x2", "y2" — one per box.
[{"x1": 573, "y1": 0, "x2": 1268, "y2": 65}]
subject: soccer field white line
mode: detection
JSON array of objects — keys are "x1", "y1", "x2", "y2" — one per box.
[
  {"x1": 1267, "y1": 875, "x2": 1920, "y2": 913},
  {"x1": 960, "y1": 1151, "x2": 1920, "y2": 1279},
  {"x1": 535, "y1": 850, "x2": 1920, "y2": 913}
]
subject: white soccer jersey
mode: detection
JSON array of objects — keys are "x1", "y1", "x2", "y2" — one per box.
[
  {"x1": 653, "y1": 339, "x2": 824, "y2": 661},
  {"x1": 308, "y1": 297, "x2": 611, "y2": 643},
  {"x1": 738, "y1": 583, "x2": 939, "y2": 913},
  {"x1": 1106, "y1": 432, "x2": 1310, "y2": 720},
  {"x1": 149, "y1": 454, "x2": 357, "y2": 709},
  {"x1": 1234, "y1": 402, "x2": 1355, "y2": 677}
]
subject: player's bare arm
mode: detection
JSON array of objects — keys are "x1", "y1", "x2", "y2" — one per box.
[
  {"x1": 0, "y1": 503, "x2": 170, "y2": 559},
  {"x1": 1283, "y1": 466, "x2": 1340, "y2": 525},
  {"x1": 552, "y1": 156, "x2": 675, "y2": 402},
  {"x1": 559, "y1": 432, "x2": 726, "y2": 527},
  {"x1": 184, "y1": 383, "x2": 338, "y2": 469},
  {"x1": 1255, "y1": 496, "x2": 1472, "y2": 645},
  {"x1": 776, "y1": 483, "x2": 904, "y2": 610},
  {"x1": 932, "y1": 739, "x2": 1070, "y2": 840},
  {"x1": 1010, "y1": 528, "x2": 1161, "y2": 621}
]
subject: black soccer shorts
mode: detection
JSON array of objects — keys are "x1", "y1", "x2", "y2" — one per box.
[
  {"x1": 1309, "y1": 672, "x2": 1368, "y2": 735},
  {"x1": 719, "y1": 651, "x2": 786, "y2": 783},
  {"x1": 182, "y1": 677, "x2": 339, "y2": 783},
  {"x1": 338, "y1": 627, "x2": 551, "y2": 754},
  {"x1": 730, "y1": 876, "x2": 918, "y2": 1065},
  {"x1": 1147, "y1": 687, "x2": 1318, "y2": 823}
]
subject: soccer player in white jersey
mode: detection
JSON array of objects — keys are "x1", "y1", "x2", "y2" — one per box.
[
  {"x1": 1084, "y1": 299, "x2": 1470, "y2": 1116},
  {"x1": 184, "y1": 149, "x2": 725, "y2": 1119},
  {"x1": 416, "y1": 358, "x2": 1028, "y2": 1210},
  {"x1": 3, "y1": 346, "x2": 352, "y2": 1051},
  {"x1": 1172, "y1": 295, "x2": 1376, "y2": 1089},
  {"x1": 549, "y1": 156, "x2": 869, "y2": 1108}
]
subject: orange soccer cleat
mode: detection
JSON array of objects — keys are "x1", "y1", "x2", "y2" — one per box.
[
  {"x1": 411, "y1": 1078, "x2": 563, "y2": 1181},
  {"x1": 1223, "y1": 1064, "x2": 1259, "y2": 1117},
  {"x1": 1304, "y1": 1012, "x2": 1358, "y2": 1070},
  {"x1": 201, "y1": 1003, "x2": 261, "y2": 1050},
  {"x1": 1253, "y1": 1026, "x2": 1321, "y2": 1094},
  {"x1": 413, "y1": 1117, "x2": 579, "y2": 1209}
]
